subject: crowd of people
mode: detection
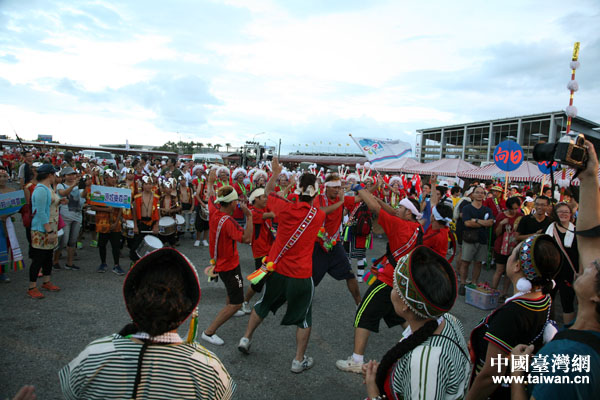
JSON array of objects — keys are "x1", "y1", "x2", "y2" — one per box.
[{"x1": 2, "y1": 142, "x2": 599, "y2": 399}]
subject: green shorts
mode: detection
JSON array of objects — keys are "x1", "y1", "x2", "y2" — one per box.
[{"x1": 253, "y1": 272, "x2": 314, "y2": 328}]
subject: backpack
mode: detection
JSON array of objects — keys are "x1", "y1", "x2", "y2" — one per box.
[{"x1": 353, "y1": 203, "x2": 372, "y2": 236}]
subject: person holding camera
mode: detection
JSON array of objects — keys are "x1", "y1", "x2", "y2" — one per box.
[
  {"x1": 510, "y1": 140, "x2": 600, "y2": 399},
  {"x1": 55, "y1": 167, "x2": 83, "y2": 270},
  {"x1": 458, "y1": 186, "x2": 494, "y2": 295}
]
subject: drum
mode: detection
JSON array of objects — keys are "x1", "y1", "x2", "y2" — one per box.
[
  {"x1": 158, "y1": 216, "x2": 176, "y2": 236},
  {"x1": 175, "y1": 214, "x2": 185, "y2": 232},
  {"x1": 135, "y1": 235, "x2": 163, "y2": 258},
  {"x1": 121, "y1": 220, "x2": 134, "y2": 238},
  {"x1": 199, "y1": 204, "x2": 209, "y2": 221},
  {"x1": 85, "y1": 209, "x2": 96, "y2": 225}
]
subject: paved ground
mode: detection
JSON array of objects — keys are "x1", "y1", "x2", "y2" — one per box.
[{"x1": 0, "y1": 216, "x2": 497, "y2": 399}]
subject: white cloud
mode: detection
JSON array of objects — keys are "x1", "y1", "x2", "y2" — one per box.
[{"x1": 0, "y1": 0, "x2": 598, "y2": 151}]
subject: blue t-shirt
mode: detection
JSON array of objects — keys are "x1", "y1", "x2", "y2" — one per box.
[{"x1": 530, "y1": 330, "x2": 600, "y2": 399}]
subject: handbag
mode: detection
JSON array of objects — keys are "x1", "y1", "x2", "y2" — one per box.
[
  {"x1": 500, "y1": 226, "x2": 517, "y2": 256},
  {"x1": 463, "y1": 228, "x2": 479, "y2": 244}
]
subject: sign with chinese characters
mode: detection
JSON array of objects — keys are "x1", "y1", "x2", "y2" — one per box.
[
  {"x1": 493, "y1": 140, "x2": 524, "y2": 172},
  {"x1": 90, "y1": 185, "x2": 132, "y2": 209},
  {"x1": 537, "y1": 160, "x2": 560, "y2": 174},
  {"x1": 0, "y1": 190, "x2": 25, "y2": 216}
]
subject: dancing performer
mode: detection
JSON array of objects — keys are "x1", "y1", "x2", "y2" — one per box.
[
  {"x1": 312, "y1": 174, "x2": 361, "y2": 305},
  {"x1": 336, "y1": 185, "x2": 422, "y2": 373},
  {"x1": 231, "y1": 168, "x2": 249, "y2": 226},
  {"x1": 422, "y1": 203, "x2": 453, "y2": 258},
  {"x1": 241, "y1": 187, "x2": 276, "y2": 314},
  {"x1": 343, "y1": 197, "x2": 374, "y2": 283},
  {"x1": 238, "y1": 158, "x2": 325, "y2": 373},
  {"x1": 201, "y1": 169, "x2": 253, "y2": 346}
]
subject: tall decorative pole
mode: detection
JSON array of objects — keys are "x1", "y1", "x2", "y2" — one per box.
[{"x1": 565, "y1": 42, "x2": 580, "y2": 134}]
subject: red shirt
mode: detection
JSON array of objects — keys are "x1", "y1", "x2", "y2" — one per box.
[
  {"x1": 376, "y1": 209, "x2": 422, "y2": 287},
  {"x1": 423, "y1": 226, "x2": 450, "y2": 258},
  {"x1": 208, "y1": 197, "x2": 244, "y2": 272},
  {"x1": 484, "y1": 196, "x2": 506, "y2": 218},
  {"x1": 267, "y1": 193, "x2": 325, "y2": 279},
  {"x1": 313, "y1": 194, "x2": 355, "y2": 240},
  {"x1": 251, "y1": 206, "x2": 275, "y2": 259},
  {"x1": 233, "y1": 182, "x2": 250, "y2": 220}
]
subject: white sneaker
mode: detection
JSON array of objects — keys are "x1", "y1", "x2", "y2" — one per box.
[
  {"x1": 241, "y1": 301, "x2": 252, "y2": 314},
  {"x1": 336, "y1": 356, "x2": 364, "y2": 373},
  {"x1": 233, "y1": 310, "x2": 245, "y2": 317},
  {"x1": 193, "y1": 240, "x2": 200, "y2": 247},
  {"x1": 202, "y1": 240, "x2": 209, "y2": 247},
  {"x1": 291, "y1": 355, "x2": 314, "y2": 373},
  {"x1": 238, "y1": 337, "x2": 251, "y2": 354},
  {"x1": 201, "y1": 331, "x2": 224, "y2": 346}
]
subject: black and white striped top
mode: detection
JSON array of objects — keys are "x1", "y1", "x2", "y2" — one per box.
[
  {"x1": 389, "y1": 314, "x2": 471, "y2": 400},
  {"x1": 59, "y1": 334, "x2": 236, "y2": 400}
]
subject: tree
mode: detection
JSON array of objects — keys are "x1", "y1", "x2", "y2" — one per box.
[
  {"x1": 225, "y1": 143, "x2": 231, "y2": 152},
  {"x1": 214, "y1": 144, "x2": 222, "y2": 152}
]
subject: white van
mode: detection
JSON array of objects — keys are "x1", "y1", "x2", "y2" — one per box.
[
  {"x1": 81, "y1": 150, "x2": 117, "y2": 167},
  {"x1": 192, "y1": 153, "x2": 224, "y2": 165}
]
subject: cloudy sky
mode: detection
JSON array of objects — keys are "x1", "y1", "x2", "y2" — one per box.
[{"x1": 1, "y1": 0, "x2": 599, "y2": 154}]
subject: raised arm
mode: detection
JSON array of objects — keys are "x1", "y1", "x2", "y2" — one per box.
[
  {"x1": 207, "y1": 168, "x2": 217, "y2": 199},
  {"x1": 576, "y1": 140, "x2": 600, "y2": 272},
  {"x1": 265, "y1": 158, "x2": 282, "y2": 197},
  {"x1": 355, "y1": 185, "x2": 381, "y2": 215}
]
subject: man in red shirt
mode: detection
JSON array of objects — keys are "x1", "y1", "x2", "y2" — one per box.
[
  {"x1": 312, "y1": 174, "x2": 361, "y2": 305},
  {"x1": 201, "y1": 169, "x2": 253, "y2": 346},
  {"x1": 241, "y1": 187, "x2": 276, "y2": 313},
  {"x1": 423, "y1": 203, "x2": 453, "y2": 258},
  {"x1": 238, "y1": 159, "x2": 325, "y2": 374},
  {"x1": 336, "y1": 184, "x2": 423, "y2": 373}
]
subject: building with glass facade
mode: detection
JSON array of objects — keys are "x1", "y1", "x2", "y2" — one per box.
[{"x1": 415, "y1": 111, "x2": 600, "y2": 165}]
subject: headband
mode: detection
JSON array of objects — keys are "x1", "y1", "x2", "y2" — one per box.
[
  {"x1": 294, "y1": 180, "x2": 319, "y2": 197},
  {"x1": 518, "y1": 234, "x2": 560, "y2": 281},
  {"x1": 215, "y1": 189, "x2": 238, "y2": 204},
  {"x1": 393, "y1": 246, "x2": 457, "y2": 319},
  {"x1": 399, "y1": 198, "x2": 422, "y2": 219},
  {"x1": 141, "y1": 175, "x2": 152, "y2": 184},
  {"x1": 249, "y1": 188, "x2": 265, "y2": 203},
  {"x1": 324, "y1": 180, "x2": 341, "y2": 187},
  {"x1": 432, "y1": 206, "x2": 452, "y2": 225}
]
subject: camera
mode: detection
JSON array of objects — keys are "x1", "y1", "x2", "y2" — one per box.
[
  {"x1": 78, "y1": 177, "x2": 87, "y2": 190},
  {"x1": 533, "y1": 133, "x2": 588, "y2": 170}
]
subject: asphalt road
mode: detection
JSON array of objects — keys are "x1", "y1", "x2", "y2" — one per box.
[{"x1": 0, "y1": 217, "x2": 494, "y2": 399}]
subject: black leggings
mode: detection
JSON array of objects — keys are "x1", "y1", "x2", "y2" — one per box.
[
  {"x1": 29, "y1": 247, "x2": 53, "y2": 282},
  {"x1": 98, "y1": 231, "x2": 121, "y2": 265}
]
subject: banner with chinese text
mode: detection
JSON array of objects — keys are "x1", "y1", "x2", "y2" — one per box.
[{"x1": 90, "y1": 185, "x2": 132, "y2": 209}]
